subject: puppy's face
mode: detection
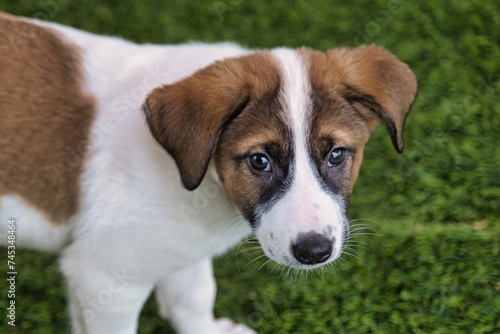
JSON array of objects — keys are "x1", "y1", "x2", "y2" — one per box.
[{"x1": 144, "y1": 45, "x2": 417, "y2": 269}]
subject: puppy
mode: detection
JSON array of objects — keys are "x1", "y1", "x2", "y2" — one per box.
[{"x1": 0, "y1": 13, "x2": 417, "y2": 334}]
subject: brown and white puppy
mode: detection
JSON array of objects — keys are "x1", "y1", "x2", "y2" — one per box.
[{"x1": 0, "y1": 13, "x2": 417, "y2": 334}]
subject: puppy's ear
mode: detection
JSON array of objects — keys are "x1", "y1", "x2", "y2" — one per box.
[
  {"x1": 143, "y1": 53, "x2": 278, "y2": 190},
  {"x1": 329, "y1": 45, "x2": 418, "y2": 152}
]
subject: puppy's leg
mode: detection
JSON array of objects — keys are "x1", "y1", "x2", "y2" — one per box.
[
  {"x1": 61, "y1": 255, "x2": 153, "y2": 334},
  {"x1": 155, "y1": 258, "x2": 256, "y2": 334}
]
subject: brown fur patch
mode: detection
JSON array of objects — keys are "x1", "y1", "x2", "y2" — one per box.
[
  {"x1": 298, "y1": 46, "x2": 417, "y2": 195},
  {"x1": 299, "y1": 45, "x2": 417, "y2": 152},
  {"x1": 308, "y1": 86, "x2": 371, "y2": 198},
  {"x1": 214, "y1": 78, "x2": 292, "y2": 222},
  {"x1": 0, "y1": 14, "x2": 96, "y2": 224},
  {"x1": 144, "y1": 52, "x2": 283, "y2": 192}
]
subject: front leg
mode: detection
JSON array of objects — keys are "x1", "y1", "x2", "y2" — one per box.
[
  {"x1": 61, "y1": 256, "x2": 154, "y2": 334},
  {"x1": 155, "y1": 258, "x2": 256, "y2": 334}
]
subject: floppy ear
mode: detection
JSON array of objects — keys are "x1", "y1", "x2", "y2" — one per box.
[
  {"x1": 142, "y1": 53, "x2": 278, "y2": 190},
  {"x1": 329, "y1": 45, "x2": 418, "y2": 152}
]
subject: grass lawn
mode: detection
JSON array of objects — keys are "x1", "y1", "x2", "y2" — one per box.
[
  {"x1": 1, "y1": 221, "x2": 498, "y2": 333},
  {"x1": 1, "y1": 0, "x2": 498, "y2": 333}
]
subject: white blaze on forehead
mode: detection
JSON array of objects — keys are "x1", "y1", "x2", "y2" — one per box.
[
  {"x1": 273, "y1": 49, "x2": 342, "y2": 224},
  {"x1": 271, "y1": 49, "x2": 317, "y2": 195},
  {"x1": 270, "y1": 48, "x2": 337, "y2": 222},
  {"x1": 255, "y1": 49, "x2": 345, "y2": 266},
  {"x1": 271, "y1": 48, "x2": 311, "y2": 151}
]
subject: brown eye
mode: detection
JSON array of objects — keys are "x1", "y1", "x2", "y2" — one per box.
[
  {"x1": 328, "y1": 148, "x2": 345, "y2": 167},
  {"x1": 249, "y1": 153, "x2": 271, "y2": 172}
]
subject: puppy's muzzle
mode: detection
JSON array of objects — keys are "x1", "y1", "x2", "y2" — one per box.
[{"x1": 290, "y1": 232, "x2": 334, "y2": 265}]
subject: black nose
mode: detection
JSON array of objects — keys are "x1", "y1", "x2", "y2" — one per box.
[{"x1": 291, "y1": 232, "x2": 334, "y2": 265}]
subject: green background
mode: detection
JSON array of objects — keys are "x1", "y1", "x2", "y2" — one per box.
[{"x1": 0, "y1": 0, "x2": 498, "y2": 333}]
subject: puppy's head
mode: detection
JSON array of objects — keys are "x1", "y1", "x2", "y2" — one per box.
[{"x1": 143, "y1": 45, "x2": 417, "y2": 269}]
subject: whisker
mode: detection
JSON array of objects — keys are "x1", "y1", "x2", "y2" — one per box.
[
  {"x1": 345, "y1": 240, "x2": 369, "y2": 247},
  {"x1": 348, "y1": 225, "x2": 379, "y2": 232},
  {"x1": 341, "y1": 251, "x2": 361, "y2": 261},
  {"x1": 227, "y1": 247, "x2": 263, "y2": 261},
  {"x1": 325, "y1": 262, "x2": 340, "y2": 274},
  {"x1": 243, "y1": 253, "x2": 268, "y2": 269},
  {"x1": 348, "y1": 218, "x2": 383, "y2": 228},
  {"x1": 258, "y1": 259, "x2": 273, "y2": 271}
]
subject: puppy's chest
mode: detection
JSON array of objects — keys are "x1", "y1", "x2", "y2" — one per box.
[
  {"x1": 119, "y1": 208, "x2": 251, "y2": 278},
  {"x1": 118, "y1": 180, "x2": 253, "y2": 271}
]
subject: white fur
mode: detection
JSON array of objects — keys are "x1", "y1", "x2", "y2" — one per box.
[
  {"x1": 256, "y1": 50, "x2": 346, "y2": 269},
  {"x1": 0, "y1": 196, "x2": 71, "y2": 251}
]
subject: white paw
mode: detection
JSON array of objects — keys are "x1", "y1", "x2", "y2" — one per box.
[{"x1": 215, "y1": 318, "x2": 257, "y2": 334}]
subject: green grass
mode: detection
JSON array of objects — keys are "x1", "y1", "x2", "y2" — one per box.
[
  {"x1": 1, "y1": 221, "x2": 498, "y2": 333},
  {"x1": 0, "y1": 0, "x2": 499, "y2": 333}
]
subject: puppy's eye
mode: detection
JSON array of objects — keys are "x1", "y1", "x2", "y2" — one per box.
[
  {"x1": 328, "y1": 148, "x2": 346, "y2": 167},
  {"x1": 249, "y1": 153, "x2": 272, "y2": 172}
]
